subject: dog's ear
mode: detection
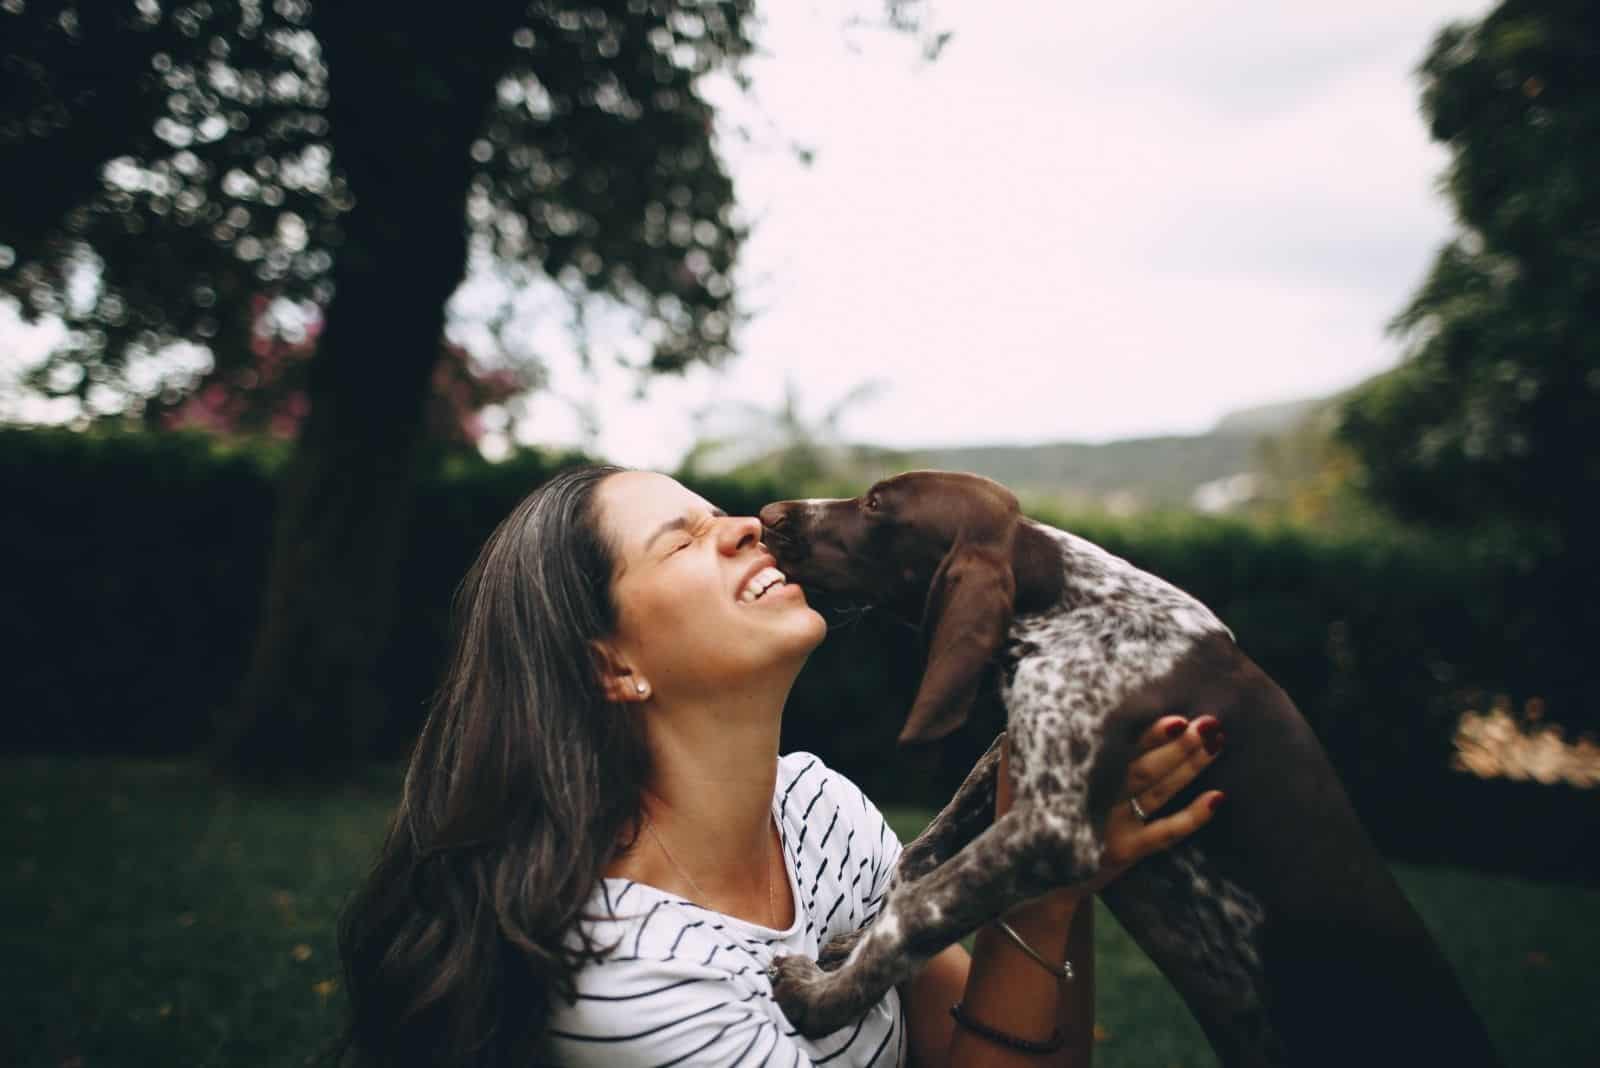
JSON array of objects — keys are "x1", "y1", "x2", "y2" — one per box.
[{"x1": 899, "y1": 536, "x2": 1017, "y2": 746}]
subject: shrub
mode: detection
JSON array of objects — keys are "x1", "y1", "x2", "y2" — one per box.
[{"x1": 3, "y1": 428, "x2": 1590, "y2": 878}]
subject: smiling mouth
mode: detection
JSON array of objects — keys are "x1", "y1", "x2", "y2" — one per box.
[{"x1": 738, "y1": 565, "x2": 788, "y2": 604}]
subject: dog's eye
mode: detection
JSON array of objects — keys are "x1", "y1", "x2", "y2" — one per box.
[{"x1": 864, "y1": 494, "x2": 880, "y2": 512}]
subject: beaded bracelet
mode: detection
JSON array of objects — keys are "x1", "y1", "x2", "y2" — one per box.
[{"x1": 949, "y1": 1001, "x2": 1066, "y2": 1055}]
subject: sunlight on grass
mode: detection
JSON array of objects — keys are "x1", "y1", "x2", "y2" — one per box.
[{"x1": 1452, "y1": 701, "x2": 1600, "y2": 789}]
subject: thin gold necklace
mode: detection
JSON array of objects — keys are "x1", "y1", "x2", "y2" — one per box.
[{"x1": 644, "y1": 810, "x2": 779, "y2": 928}]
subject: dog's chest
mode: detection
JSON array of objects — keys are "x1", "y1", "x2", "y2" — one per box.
[{"x1": 998, "y1": 521, "x2": 1229, "y2": 795}]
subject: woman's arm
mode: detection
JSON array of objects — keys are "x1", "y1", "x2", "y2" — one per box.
[
  {"x1": 903, "y1": 894, "x2": 1093, "y2": 1068},
  {"x1": 903, "y1": 714, "x2": 1225, "y2": 1068}
]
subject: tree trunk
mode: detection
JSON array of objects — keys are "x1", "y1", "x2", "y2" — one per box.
[{"x1": 214, "y1": 8, "x2": 522, "y2": 780}]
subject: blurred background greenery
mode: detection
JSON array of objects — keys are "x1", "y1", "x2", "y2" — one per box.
[{"x1": 3, "y1": 0, "x2": 1597, "y2": 1064}]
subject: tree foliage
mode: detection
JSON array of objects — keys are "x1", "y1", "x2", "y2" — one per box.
[
  {"x1": 1336, "y1": 0, "x2": 1600, "y2": 728},
  {"x1": 1, "y1": 0, "x2": 750, "y2": 421},
  {"x1": 2, "y1": 0, "x2": 767, "y2": 778},
  {"x1": 1338, "y1": 0, "x2": 1600, "y2": 548},
  {"x1": 2, "y1": 0, "x2": 948, "y2": 779}
]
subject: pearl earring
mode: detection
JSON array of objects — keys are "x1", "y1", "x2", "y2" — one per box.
[{"x1": 636, "y1": 681, "x2": 649, "y2": 696}]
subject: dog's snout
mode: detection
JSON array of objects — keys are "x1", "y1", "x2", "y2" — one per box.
[
  {"x1": 759, "y1": 501, "x2": 813, "y2": 567},
  {"x1": 758, "y1": 501, "x2": 794, "y2": 529}
]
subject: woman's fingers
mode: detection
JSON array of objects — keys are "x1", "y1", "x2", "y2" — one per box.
[
  {"x1": 1130, "y1": 717, "x2": 1224, "y2": 817},
  {"x1": 1122, "y1": 715, "x2": 1223, "y2": 801},
  {"x1": 1100, "y1": 789, "x2": 1226, "y2": 876},
  {"x1": 1128, "y1": 791, "x2": 1227, "y2": 860},
  {"x1": 1133, "y1": 715, "x2": 1190, "y2": 755},
  {"x1": 1092, "y1": 714, "x2": 1227, "y2": 883}
]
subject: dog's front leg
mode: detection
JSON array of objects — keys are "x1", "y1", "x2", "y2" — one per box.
[
  {"x1": 817, "y1": 732, "x2": 1007, "y2": 970},
  {"x1": 896, "y1": 730, "x2": 1006, "y2": 883},
  {"x1": 772, "y1": 800, "x2": 1100, "y2": 1037}
]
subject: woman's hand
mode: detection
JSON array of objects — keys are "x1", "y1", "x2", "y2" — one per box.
[
  {"x1": 997, "y1": 713, "x2": 1225, "y2": 904},
  {"x1": 1092, "y1": 713, "x2": 1225, "y2": 888}
]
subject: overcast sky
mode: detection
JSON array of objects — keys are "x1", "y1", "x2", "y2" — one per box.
[
  {"x1": 483, "y1": 0, "x2": 1492, "y2": 468},
  {"x1": 1, "y1": 1, "x2": 1492, "y2": 468}
]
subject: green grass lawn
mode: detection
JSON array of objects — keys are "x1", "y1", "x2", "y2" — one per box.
[{"x1": 2, "y1": 759, "x2": 1593, "y2": 1067}]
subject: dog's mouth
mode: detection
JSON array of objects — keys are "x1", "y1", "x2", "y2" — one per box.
[
  {"x1": 764, "y1": 544, "x2": 855, "y2": 596},
  {"x1": 760, "y1": 523, "x2": 809, "y2": 566},
  {"x1": 759, "y1": 508, "x2": 879, "y2": 597}
]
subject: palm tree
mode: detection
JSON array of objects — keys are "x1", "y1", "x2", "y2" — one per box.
[{"x1": 680, "y1": 376, "x2": 888, "y2": 488}]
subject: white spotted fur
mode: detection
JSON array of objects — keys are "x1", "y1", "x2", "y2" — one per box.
[{"x1": 1004, "y1": 519, "x2": 1231, "y2": 805}]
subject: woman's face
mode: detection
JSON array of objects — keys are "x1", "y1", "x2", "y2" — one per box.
[{"x1": 596, "y1": 471, "x2": 827, "y2": 701}]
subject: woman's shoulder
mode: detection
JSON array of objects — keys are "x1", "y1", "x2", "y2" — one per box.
[
  {"x1": 775, "y1": 752, "x2": 901, "y2": 946},
  {"x1": 776, "y1": 750, "x2": 884, "y2": 825},
  {"x1": 776, "y1": 752, "x2": 900, "y2": 864}
]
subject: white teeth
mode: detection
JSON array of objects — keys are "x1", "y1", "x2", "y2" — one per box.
[{"x1": 738, "y1": 566, "x2": 787, "y2": 603}]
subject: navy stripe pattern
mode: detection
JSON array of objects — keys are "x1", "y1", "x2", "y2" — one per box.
[{"x1": 540, "y1": 752, "x2": 905, "y2": 1067}]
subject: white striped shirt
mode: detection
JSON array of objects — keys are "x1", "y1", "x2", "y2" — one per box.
[{"x1": 540, "y1": 752, "x2": 907, "y2": 1067}]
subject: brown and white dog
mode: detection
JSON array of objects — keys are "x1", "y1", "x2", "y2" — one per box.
[{"x1": 758, "y1": 471, "x2": 1499, "y2": 1067}]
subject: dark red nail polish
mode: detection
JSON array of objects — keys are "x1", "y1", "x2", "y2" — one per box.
[
  {"x1": 1199, "y1": 720, "x2": 1224, "y2": 754},
  {"x1": 1165, "y1": 719, "x2": 1188, "y2": 739},
  {"x1": 1209, "y1": 793, "x2": 1227, "y2": 812}
]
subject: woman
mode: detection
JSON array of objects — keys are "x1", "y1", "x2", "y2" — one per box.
[{"x1": 338, "y1": 465, "x2": 1224, "y2": 1067}]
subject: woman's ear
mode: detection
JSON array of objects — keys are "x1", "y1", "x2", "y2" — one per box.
[{"x1": 590, "y1": 641, "x2": 651, "y2": 703}]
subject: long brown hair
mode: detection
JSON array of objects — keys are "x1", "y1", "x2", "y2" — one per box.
[{"x1": 336, "y1": 464, "x2": 648, "y2": 1067}]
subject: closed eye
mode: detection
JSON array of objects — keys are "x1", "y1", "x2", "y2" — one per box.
[
  {"x1": 670, "y1": 522, "x2": 712, "y2": 555},
  {"x1": 644, "y1": 507, "x2": 726, "y2": 558}
]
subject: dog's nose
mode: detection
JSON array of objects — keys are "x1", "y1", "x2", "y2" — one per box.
[{"x1": 758, "y1": 501, "x2": 793, "y2": 529}]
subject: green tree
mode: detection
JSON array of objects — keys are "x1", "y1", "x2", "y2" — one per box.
[
  {"x1": 1339, "y1": 0, "x2": 1598, "y2": 540},
  {"x1": 1337, "y1": 0, "x2": 1599, "y2": 724},
  {"x1": 3, "y1": 1, "x2": 754, "y2": 777}
]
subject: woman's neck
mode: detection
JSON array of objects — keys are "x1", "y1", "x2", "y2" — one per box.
[{"x1": 615, "y1": 684, "x2": 788, "y2": 916}]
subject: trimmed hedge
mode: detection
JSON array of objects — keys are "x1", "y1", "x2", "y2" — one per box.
[{"x1": 3, "y1": 427, "x2": 1593, "y2": 880}]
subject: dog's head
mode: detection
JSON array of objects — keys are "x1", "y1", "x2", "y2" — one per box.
[{"x1": 759, "y1": 471, "x2": 1020, "y2": 746}]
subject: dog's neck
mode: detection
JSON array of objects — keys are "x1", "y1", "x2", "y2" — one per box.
[
  {"x1": 1012, "y1": 520, "x2": 1068, "y2": 615},
  {"x1": 1017, "y1": 518, "x2": 1234, "y2": 640}
]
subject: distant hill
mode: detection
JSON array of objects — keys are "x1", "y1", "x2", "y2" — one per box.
[
  {"x1": 1210, "y1": 396, "x2": 1326, "y2": 436},
  {"x1": 882, "y1": 393, "x2": 1336, "y2": 513},
  {"x1": 904, "y1": 434, "x2": 1260, "y2": 512},
  {"x1": 708, "y1": 391, "x2": 1343, "y2": 515}
]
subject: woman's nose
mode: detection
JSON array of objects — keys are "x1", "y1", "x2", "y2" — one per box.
[{"x1": 717, "y1": 514, "x2": 764, "y2": 554}]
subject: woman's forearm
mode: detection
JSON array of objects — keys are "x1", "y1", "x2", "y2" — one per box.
[
  {"x1": 950, "y1": 893, "x2": 1095, "y2": 1067},
  {"x1": 926, "y1": 714, "x2": 1213, "y2": 1066}
]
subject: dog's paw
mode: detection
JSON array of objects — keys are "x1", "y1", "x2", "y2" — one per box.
[
  {"x1": 768, "y1": 953, "x2": 825, "y2": 999},
  {"x1": 817, "y1": 929, "x2": 863, "y2": 971},
  {"x1": 769, "y1": 954, "x2": 854, "y2": 1037}
]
